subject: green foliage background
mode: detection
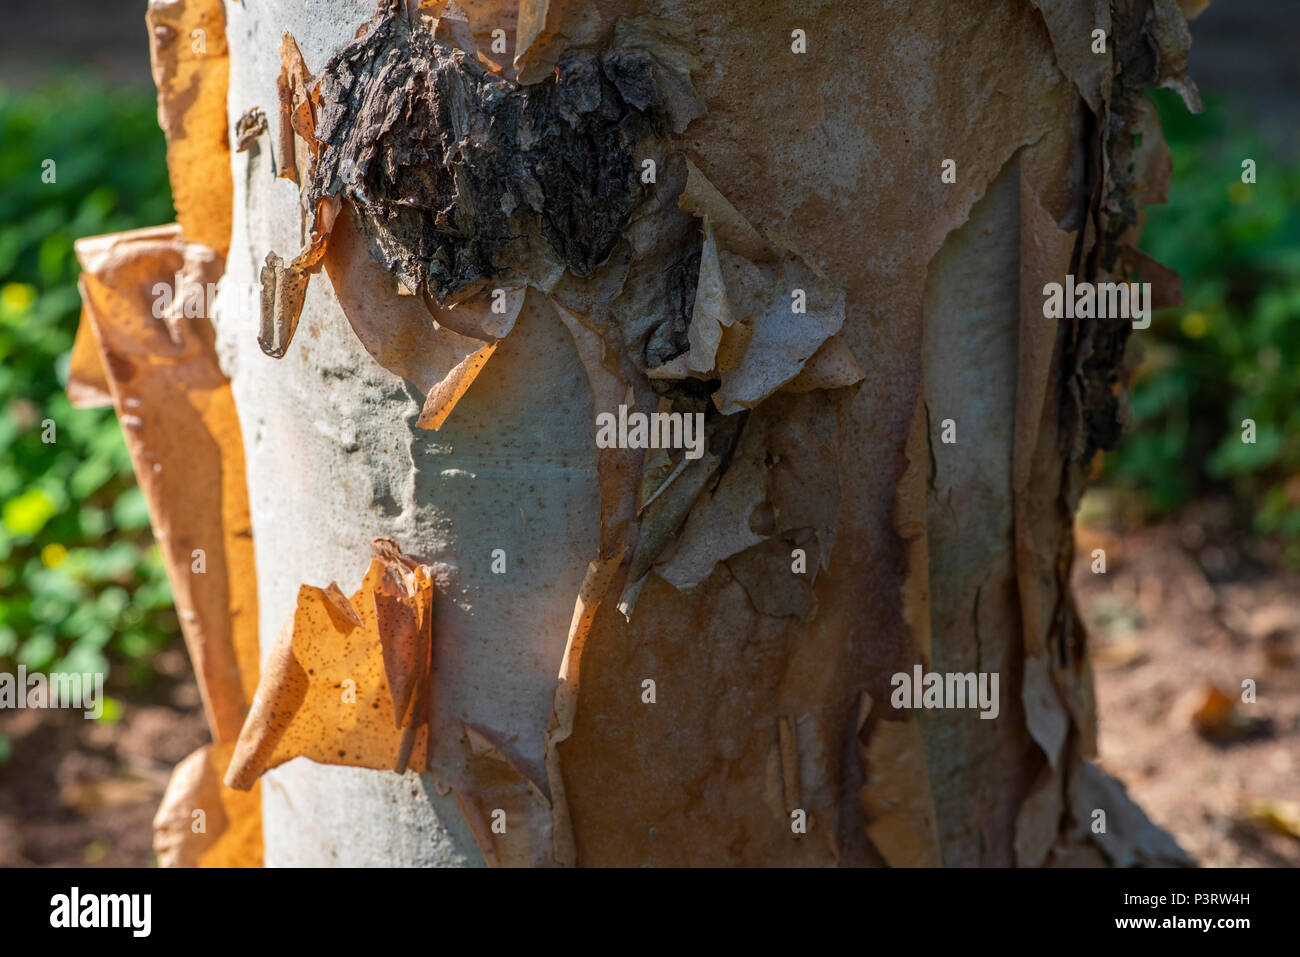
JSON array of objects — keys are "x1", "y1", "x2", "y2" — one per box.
[
  {"x1": 1110, "y1": 90, "x2": 1300, "y2": 550},
  {"x1": 0, "y1": 81, "x2": 176, "y2": 706}
]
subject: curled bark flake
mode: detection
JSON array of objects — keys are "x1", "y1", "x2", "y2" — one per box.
[
  {"x1": 75, "y1": 225, "x2": 260, "y2": 746},
  {"x1": 275, "y1": 31, "x2": 317, "y2": 185},
  {"x1": 257, "y1": 32, "x2": 336, "y2": 359},
  {"x1": 234, "y1": 107, "x2": 267, "y2": 152},
  {"x1": 258, "y1": 252, "x2": 308, "y2": 359},
  {"x1": 224, "y1": 539, "x2": 434, "y2": 790}
]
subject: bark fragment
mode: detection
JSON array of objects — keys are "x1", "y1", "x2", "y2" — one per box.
[
  {"x1": 275, "y1": 33, "x2": 317, "y2": 185},
  {"x1": 543, "y1": 549, "x2": 626, "y2": 866},
  {"x1": 74, "y1": 224, "x2": 263, "y2": 866},
  {"x1": 145, "y1": 0, "x2": 233, "y2": 254},
  {"x1": 234, "y1": 107, "x2": 267, "y2": 152},
  {"x1": 225, "y1": 540, "x2": 434, "y2": 790},
  {"x1": 416, "y1": 342, "x2": 499, "y2": 429},
  {"x1": 75, "y1": 225, "x2": 260, "y2": 746},
  {"x1": 1063, "y1": 0, "x2": 1199, "y2": 465},
  {"x1": 1029, "y1": 0, "x2": 1112, "y2": 112},
  {"x1": 1069, "y1": 759, "x2": 1192, "y2": 866},
  {"x1": 310, "y1": 7, "x2": 669, "y2": 304},
  {"x1": 454, "y1": 724, "x2": 553, "y2": 867},
  {"x1": 856, "y1": 693, "x2": 943, "y2": 867},
  {"x1": 66, "y1": 308, "x2": 113, "y2": 409},
  {"x1": 154, "y1": 742, "x2": 262, "y2": 867}
]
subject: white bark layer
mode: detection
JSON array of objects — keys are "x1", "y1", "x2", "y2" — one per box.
[{"x1": 219, "y1": 0, "x2": 600, "y2": 865}]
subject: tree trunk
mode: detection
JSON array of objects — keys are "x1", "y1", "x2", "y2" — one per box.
[{"x1": 75, "y1": 0, "x2": 1206, "y2": 866}]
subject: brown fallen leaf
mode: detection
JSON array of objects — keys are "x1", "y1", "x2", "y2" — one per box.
[
  {"x1": 1263, "y1": 632, "x2": 1295, "y2": 670},
  {"x1": 1190, "y1": 684, "x2": 1272, "y2": 743},
  {"x1": 1243, "y1": 798, "x2": 1300, "y2": 841}
]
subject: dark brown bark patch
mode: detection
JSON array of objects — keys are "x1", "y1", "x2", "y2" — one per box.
[{"x1": 310, "y1": 9, "x2": 675, "y2": 305}]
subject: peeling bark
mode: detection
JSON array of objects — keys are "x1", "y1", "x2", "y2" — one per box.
[
  {"x1": 312, "y1": 8, "x2": 667, "y2": 300},
  {"x1": 71, "y1": 0, "x2": 1209, "y2": 866}
]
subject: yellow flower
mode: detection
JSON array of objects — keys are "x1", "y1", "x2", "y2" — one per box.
[
  {"x1": 2, "y1": 488, "x2": 57, "y2": 536},
  {"x1": 1180, "y1": 311, "x2": 1209, "y2": 339},
  {"x1": 40, "y1": 543, "x2": 68, "y2": 568},
  {"x1": 0, "y1": 282, "x2": 37, "y2": 314},
  {"x1": 1228, "y1": 181, "x2": 1253, "y2": 205}
]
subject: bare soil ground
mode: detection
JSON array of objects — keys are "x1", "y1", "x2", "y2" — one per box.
[
  {"x1": 2, "y1": 501, "x2": 1296, "y2": 866},
  {"x1": 1076, "y1": 496, "x2": 1300, "y2": 867},
  {"x1": 0, "y1": 647, "x2": 207, "y2": 866}
]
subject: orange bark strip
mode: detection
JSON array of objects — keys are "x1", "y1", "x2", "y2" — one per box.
[
  {"x1": 416, "y1": 342, "x2": 498, "y2": 430},
  {"x1": 544, "y1": 549, "x2": 626, "y2": 866},
  {"x1": 76, "y1": 224, "x2": 262, "y2": 866},
  {"x1": 146, "y1": 0, "x2": 233, "y2": 254},
  {"x1": 225, "y1": 543, "x2": 434, "y2": 791},
  {"x1": 154, "y1": 742, "x2": 262, "y2": 867},
  {"x1": 75, "y1": 225, "x2": 260, "y2": 744},
  {"x1": 66, "y1": 307, "x2": 113, "y2": 409}
]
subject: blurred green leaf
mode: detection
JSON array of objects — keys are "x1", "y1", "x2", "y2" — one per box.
[
  {"x1": 1108, "y1": 91, "x2": 1300, "y2": 549},
  {"x1": 93, "y1": 696, "x2": 124, "y2": 724},
  {"x1": 0, "y1": 78, "x2": 179, "y2": 685}
]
